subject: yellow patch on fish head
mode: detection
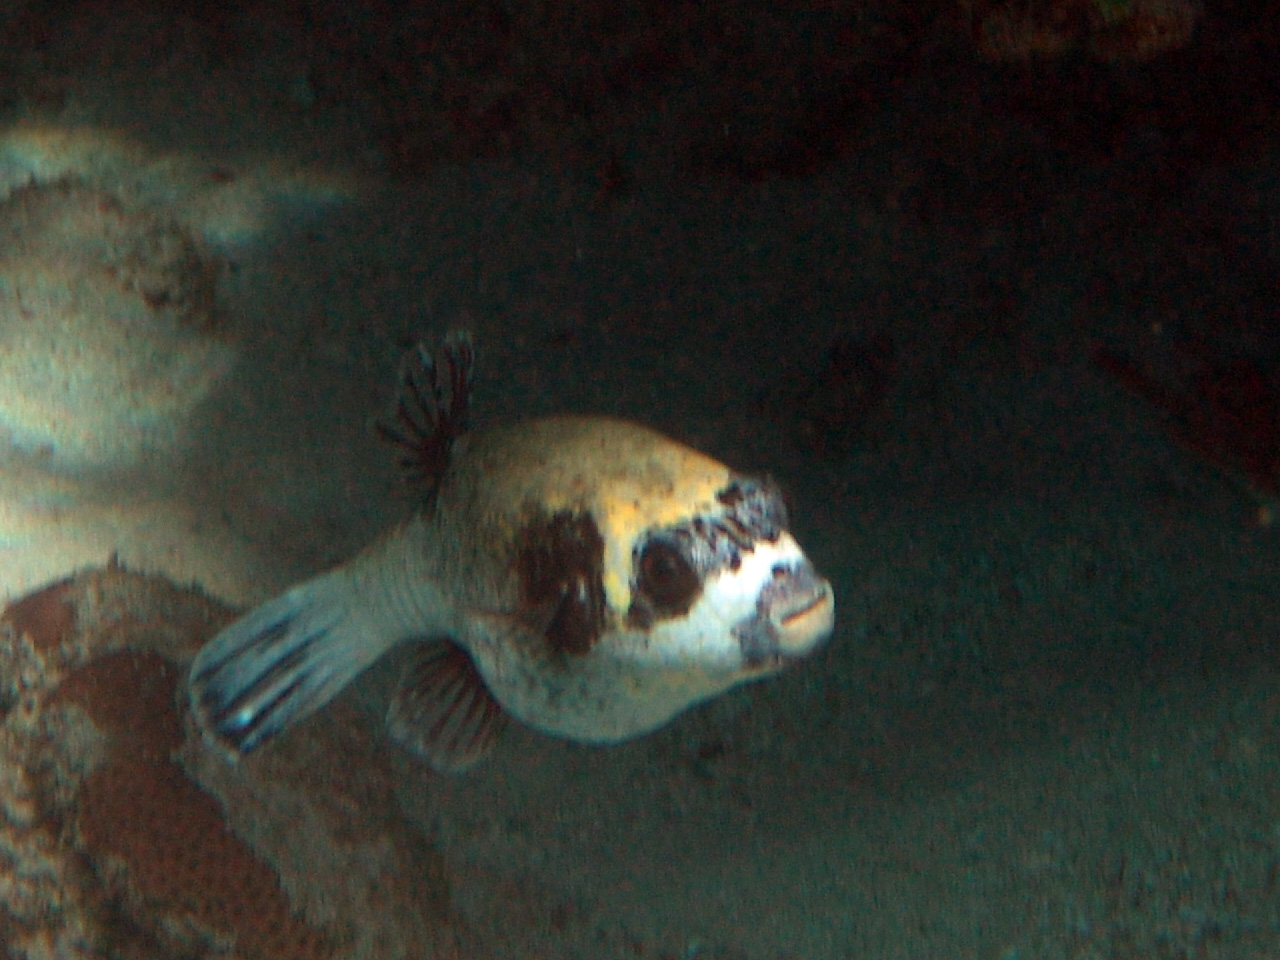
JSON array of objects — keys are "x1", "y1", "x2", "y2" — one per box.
[{"x1": 591, "y1": 444, "x2": 732, "y2": 615}]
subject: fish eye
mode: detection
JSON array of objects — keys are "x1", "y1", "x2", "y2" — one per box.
[{"x1": 636, "y1": 539, "x2": 700, "y2": 613}]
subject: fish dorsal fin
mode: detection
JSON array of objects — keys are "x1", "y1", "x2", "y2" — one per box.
[
  {"x1": 377, "y1": 330, "x2": 475, "y2": 497},
  {"x1": 387, "y1": 641, "x2": 508, "y2": 774}
]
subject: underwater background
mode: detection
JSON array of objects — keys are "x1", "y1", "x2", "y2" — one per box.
[{"x1": 0, "y1": 0, "x2": 1278, "y2": 957}]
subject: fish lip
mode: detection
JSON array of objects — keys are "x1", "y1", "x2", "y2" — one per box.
[
  {"x1": 779, "y1": 591, "x2": 827, "y2": 627},
  {"x1": 733, "y1": 566, "x2": 835, "y2": 667},
  {"x1": 774, "y1": 582, "x2": 835, "y2": 655}
]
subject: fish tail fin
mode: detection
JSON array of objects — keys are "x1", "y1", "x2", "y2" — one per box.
[{"x1": 189, "y1": 569, "x2": 386, "y2": 755}]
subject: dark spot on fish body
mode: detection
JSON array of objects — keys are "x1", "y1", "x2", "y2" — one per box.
[
  {"x1": 715, "y1": 476, "x2": 789, "y2": 542},
  {"x1": 544, "y1": 572, "x2": 599, "y2": 657},
  {"x1": 716, "y1": 482, "x2": 745, "y2": 508},
  {"x1": 516, "y1": 510, "x2": 606, "y2": 656}
]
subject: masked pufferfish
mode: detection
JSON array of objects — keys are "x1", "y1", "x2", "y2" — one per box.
[{"x1": 189, "y1": 331, "x2": 835, "y2": 773}]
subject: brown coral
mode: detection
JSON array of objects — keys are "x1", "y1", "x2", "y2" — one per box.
[
  {"x1": 51, "y1": 650, "x2": 181, "y2": 761},
  {"x1": 80, "y1": 754, "x2": 333, "y2": 959},
  {"x1": 1, "y1": 567, "x2": 336, "y2": 959},
  {"x1": 2, "y1": 575, "x2": 77, "y2": 656},
  {"x1": 0, "y1": 564, "x2": 482, "y2": 960},
  {"x1": 53, "y1": 649, "x2": 333, "y2": 957},
  {"x1": 969, "y1": 0, "x2": 1200, "y2": 61}
]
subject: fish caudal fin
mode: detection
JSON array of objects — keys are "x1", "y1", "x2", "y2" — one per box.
[
  {"x1": 377, "y1": 330, "x2": 475, "y2": 497},
  {"x1": 387, "y1": 642, "x2": 508, "y2": 774},
  {"x1": 190, "y1": 569, "x2": 387, "y2": 755}
]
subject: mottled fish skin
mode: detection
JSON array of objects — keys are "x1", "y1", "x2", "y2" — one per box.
[{"x1": 189, "y1": 333, "x2": 834, "y2": 772}]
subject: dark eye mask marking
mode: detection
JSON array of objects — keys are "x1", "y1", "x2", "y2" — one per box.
[{"x1": 626, "y1": 475, "x2": 791, "y2": 628}]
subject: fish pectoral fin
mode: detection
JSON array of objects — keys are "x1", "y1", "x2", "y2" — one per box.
[{"x1": 387, "y1": 641, "x2": 508, "y2": 774}]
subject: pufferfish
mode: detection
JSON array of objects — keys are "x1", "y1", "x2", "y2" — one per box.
[{"x1": 189, "y1": 332, "x2": 835, "y2": 772}]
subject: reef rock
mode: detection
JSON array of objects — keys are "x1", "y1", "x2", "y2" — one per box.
[
  {"x1": 0, "y1": 563, "x2": 481, "y2": 960},
  {"x1": 0, "y1": 179, "x2": 231, "y2": 470}
]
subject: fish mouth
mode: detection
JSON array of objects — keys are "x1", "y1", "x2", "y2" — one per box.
[
  {"x1": 774, "y1": 583, "x2": 835, "y2": 654},
  {"x1": 733, "y1": 561, "x2": 835, "y2": 668}
]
